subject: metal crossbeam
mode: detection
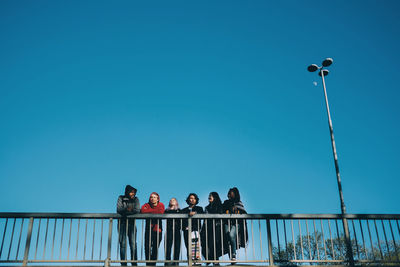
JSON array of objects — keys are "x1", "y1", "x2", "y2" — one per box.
[{"x1": 0, "y1": 213, "x2": 399, "y2": 266}]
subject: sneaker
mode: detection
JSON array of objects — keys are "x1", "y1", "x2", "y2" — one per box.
[{"x1": 231, "y1": 255, "x2": 237, "y2": 264}]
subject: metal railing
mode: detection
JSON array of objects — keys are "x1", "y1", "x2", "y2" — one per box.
[{"x1": 0, "y1": 213, "x2": 400, "y2": 266}]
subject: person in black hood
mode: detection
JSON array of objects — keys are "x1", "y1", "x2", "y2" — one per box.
[
  {"x1": 222, "y1": 187, "x2": 248, "y2": 262},
  {"x1": 117, "y1": 185, "x2": 140, "y2": 266},
  {"x1": 201, "y1": 192, "x2": 223, "y2": 264}
]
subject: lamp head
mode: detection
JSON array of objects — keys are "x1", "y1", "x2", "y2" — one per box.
[
  {"x1": 322, "y1": 58, "x2": 333, "y2": 67},
  {"x1": 318, "y1": 69, "x2": 329, "y2": 77},
  {"x1": 307, "y1": 64, "x2": 319, "y2": 72}
]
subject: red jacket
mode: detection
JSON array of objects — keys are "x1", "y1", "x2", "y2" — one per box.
[
  {"x1": 141, "y1": 193, "x2": 165, "y2": 232},
  {"x1": 141, "y1": 202, "x2": 165, "y2": 214}
]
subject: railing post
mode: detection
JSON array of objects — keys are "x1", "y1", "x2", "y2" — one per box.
[
  {"x1": 22, "y1": 217, "x2": 34, "y2": 266},
  {"x1": 188, "y1": 216, "x2": 192, "y2": 267},
  {"x1": 342, "y1": 217, "x2": 355, "y2": 266},
  {"x1": 266, "y1": 219, "x2": 274, "y2": 266},
  {"x1": 105, "y1": 218, "x2": 113, "y2": 267}
]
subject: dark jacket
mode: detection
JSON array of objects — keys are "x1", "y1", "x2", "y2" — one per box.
[
  {"x1": 117, "y1": 195, "x2": 140, "y2": 226},
  {"x1": 201, "y1": 202, "x2": 223, "y2": 259},
  {"x1": 205, "y1": 202, "x2": 223, "y2": 214},
  {"x1": 165, "y1": 208, "x2": 182, "y2": 232},
  {"x1": 222, "y1": 199, "x2": 248, "y2": 252},
  {"x1": 222, "y1": 200, "x2": 245, "y2": 215},
  {"x1": 181, "y1": 206, "x2": 204, "y2": 231}
]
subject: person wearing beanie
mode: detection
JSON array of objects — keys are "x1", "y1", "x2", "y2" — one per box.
[
  {"x1": 117, "y1": 185, "x2": 140, "y2": 266},
  {"x1": 141, "y1": 192, "x2": 165, "y2": 265}
]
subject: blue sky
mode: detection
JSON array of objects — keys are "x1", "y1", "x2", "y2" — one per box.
[{"x1": 0, "y1": 0, "x2": 399, "y2": 214}]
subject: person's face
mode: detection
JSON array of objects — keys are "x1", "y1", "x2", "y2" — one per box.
[
  {"x1": 208, "y1": 194, "x2": 214, "y2": 204},
  {"x1": 170, "y1": 198, "x2": 177, "y2": 206},
  {"x1": 229, "y1": 191, "x2": 235, "y2": 199},
  {"x1": 189, "y1": 195, "x2": 197, "y2": 206},
  {"x1": 129, "y1": 191, "x2": 136, "y2": 199},
  {"x1": 150, "y1": 194, "x2": 158, "y2": 205}
]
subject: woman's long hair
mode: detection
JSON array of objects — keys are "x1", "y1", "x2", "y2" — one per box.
[
  {"x1": 207, "y1": 192, "x2": 222, "y2": 213},
  {"x1": 209, "y1": 192, "x2": 222, "y2": 207},
  {"x1": 227, "y1": 187, "x2": 240, "y2": 202}
]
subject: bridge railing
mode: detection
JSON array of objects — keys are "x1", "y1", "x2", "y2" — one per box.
[{"x1": 0, "y1": 213, "x2": 400, "y2": 266}]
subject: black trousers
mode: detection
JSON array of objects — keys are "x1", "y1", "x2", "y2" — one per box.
[
  {"x1": 144, "y1": 230, "x2": 162, "y2": 266},
  {"x1": 165, "y1": 229, "x2": 181, "y2": 265}
]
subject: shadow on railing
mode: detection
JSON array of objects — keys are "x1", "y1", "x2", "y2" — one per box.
[{"x1": 0, "y1": 213, "x2": 400, "y2": 266}]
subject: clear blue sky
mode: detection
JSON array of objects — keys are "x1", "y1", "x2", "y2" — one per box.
[{"x1": 1, "y1": 0, "x2": 399, "y2": 214}]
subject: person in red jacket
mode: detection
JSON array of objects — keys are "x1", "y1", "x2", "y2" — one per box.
[{"x1": 141, "y1": 192, "x2": 165, "y2": 265}]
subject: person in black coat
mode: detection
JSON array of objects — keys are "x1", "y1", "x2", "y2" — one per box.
[
  {"x1": 222, "y1": 187, "x2": 248, "y2": 261},
  {"x1": 181, "y1": 193, "x2": 204, "y2": 261},
  {"x1": 201, "y1": 192, "x2": 223, "y2": 263},
  {"x1": 164, "y1": 198, "x2": 181, "y2": 266}
]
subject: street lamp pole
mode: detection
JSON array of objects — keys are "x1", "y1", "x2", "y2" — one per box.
[
  {"x1": 320, "y1": 69, "x2": 347, "y2": 214},
  {"x1": 308, "y1": 58, "x2": 354, "y2": 266},
  {"x1": 307, "y1": 58, "x2": 347, "y2": 214}
]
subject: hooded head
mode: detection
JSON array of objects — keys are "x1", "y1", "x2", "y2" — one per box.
[
  {"x1": 124, "y1": 185, "x2": 137, "y2": 197},
  {"x1": 228, "y1": 187, "x2": 240, "y2": 202},
  {"x1": 148, "y1": 192, "x2": 160, "y2": 206}
]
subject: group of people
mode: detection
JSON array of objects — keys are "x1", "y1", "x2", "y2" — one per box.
[{"x1": 117, "y1": 185, "x2": 247, "y2": 266}]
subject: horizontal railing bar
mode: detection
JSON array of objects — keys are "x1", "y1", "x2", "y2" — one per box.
[
  {"x1": 275, "y1": 260, "x2": 400, "y2": 263},
  {"x1": 0, "y1": 266, "x2": 352, "y2": 267},
  {"x1": 1, "y1": 212, "x2": 400, "y2": 266},
  {"x1": 13, "y1": 266, "x2": 345, "y2": 267},
  {"x1": 3, "y1": 266, "x2": 346, "y2": 267},
  {"x1": 17, "y1": 266, "x2": 104, "y2": 267},
  {"x1": 26, "y1": 260, "x2": 106, "y2": 263},
  {"x1": 0, "y1": 213, "x2": 118, "y2": 219},
  {"x1": 354, "y1": 260, "x2": 397, "y2": 263},
  {"x1": 275, "y1": 260, "x2": 346, "y2": 263},
  {"x1": 1, "y1": 212, "x2": 400, "y2": 220},
  {"x1": 110, "y1": 261, "x2": 193, "y2": 264},
  {"x1": 105, "y1": 259, "x2": 398, "y2": 263},
  {"x1": 115, "y1": 262, "x2": 184, "y2": 264},
  {"x1": 22, "y1": 266, "x2": 104, "y2": 267},
  {"x1": 9, "y1": 266, "x2": 105, "y2": 267}
]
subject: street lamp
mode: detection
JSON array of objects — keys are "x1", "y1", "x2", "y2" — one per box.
[
  {"x1": 307, "y1": 58, "x2": 347, "y2": 215},
  {"x1": 308, "y1": 58, "x2": 354, "y2": 265}
]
